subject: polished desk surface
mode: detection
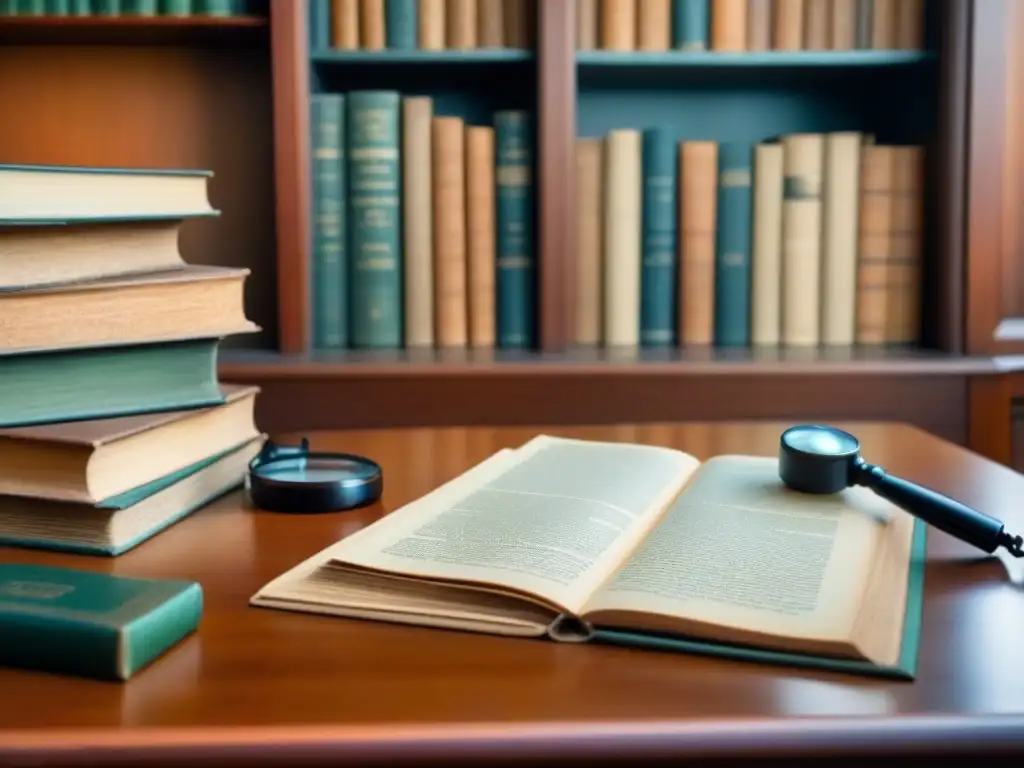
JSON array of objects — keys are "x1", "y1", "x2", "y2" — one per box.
[{"x1": 3, "y1": 422, "x2": 1024, "y2": 766}]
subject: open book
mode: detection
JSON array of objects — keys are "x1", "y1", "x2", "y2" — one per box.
[{"x1": 251, "y1": 435, "x2": 926, "y2": 678}]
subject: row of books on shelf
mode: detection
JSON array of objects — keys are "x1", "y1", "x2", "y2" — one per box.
[
  {"x1": 572, "y1": 130, "x2": 922, "y2": 349},
  {"x1": 312, "y1": 0, "x2": 533, "y2": 52},
  {"x1": 0, "y1": 162, "x2": 260, "y2": 558},
  {"x1": 310, "y1": 91, "x2": 535, "y2": 351},
  {"x1": 579, "y1": 0, "x2": 925, "y2": 53},
  {"x1": 0, "y1": 0, "x2": 252, "y2": 15}
]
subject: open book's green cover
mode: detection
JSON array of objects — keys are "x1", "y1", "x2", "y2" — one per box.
[{"x1": 593, "y1": 518, "x2": 927, "y2": 680}]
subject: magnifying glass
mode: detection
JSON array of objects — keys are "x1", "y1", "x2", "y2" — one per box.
[
  {"x1": 779, "y1": 424, "x2": 1024, "y2": 559},
  {"x1": 245, "y1": 438, "x2": 383, "y2": 514}
]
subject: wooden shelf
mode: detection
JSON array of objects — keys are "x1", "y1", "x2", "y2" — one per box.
[
  {"x1": 0, "y1": 14, "x2": 268, "y2": 45},
  {"x1": 219, "y1": 347, "x2": 995, "y2": 379}
]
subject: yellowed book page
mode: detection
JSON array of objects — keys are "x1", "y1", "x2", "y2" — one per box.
[
  {"x1": 256, "y1": 435, "x2": 700, "y2": 616},
  {"x1": 583, "y1": 455, "x2": 903, "y2": 662}
]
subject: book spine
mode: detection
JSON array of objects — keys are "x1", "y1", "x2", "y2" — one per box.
[
  {"x1": 46, "y1": 0, "x2": 72, "y2": 13},
  {"x1": 772, "y1": 0, "x2": 803, "y2": 49},
  {"x1": 803, "y1": 0, "x2": 831, "y2": 49},
  {"x1": 714, "y1": 141, "x2": 753, "y2": 347},
  {"x1": 889, "y1": 145, "x2": 923, "y2": 343},
  {"x1": 856, "y1": 145, "x2": 895, "y2": 344},
  {"x1": 311, "y1": 94, "x2": 348, "y2": 350},
  {"x1": 638, "y1": 0, "x2": 671, "y2": 51},
  {"x1": 70, "y1": 0, "x2": 91, "y2": 14},
  {"x1": 895, "y1": 0, "x2": 924, "y2": 49},
  {"x1": 386, "y1": 0, "x2": 418, "y2": 48},
  {"x1": 750, "y1": 142, "x2": 783, "y2": 346},
  {"x1": 20, "y1": 0, "x2": 45, "y2": 12},
  {"x1": 574, "y1": 138, "x2": 604, "y2": 345},
  {"x1": 402, "y1": 96, "x2": 435, "y2": 347},
  {"x1": 127, "y1": 0, "x2": 160, "y2": 14},
  {"x1": 830, "y1": 0, "x2": 856, "y2": 49},
  {"x1": 672, "y1": 0, "x2": 708, "y2": 49},
  {"x1": 197, "y1": 0, "x2": 233, "y2": 14},
  {"x1": 93, "y1": 0, "x2": 119, "y2": 13},
  {"x1": 433, "y1": 116, "x2": 468, "y2": 346},
  {"x1": 820, "y1": 132, "x2": 862, "y2": 345},
  {"x1": 576, "y1": 0, "x2": 597, "y2": 49},
  {"x1": 710, "y1": 0, "x2": 747, "y2": 51},
  {"x1": 781, "y1": 133, "x2": 825, "y2": 346},
  {"x1": 478, "y1": 0, "x2": 505, "y2": 46},
  {"x1": 679, "y1": 140, "x2": 717, "y2": 345},
  {"x1": 601, "y1": 0, "x2": 636, "y2": 50},
  {"x1": 466, "y1": 126, "x2": 497, "y2": 347},
  {"x1": 332, "y1": 0, "x2": 360, "y2": 49},
  {"x1": 310, "y1": 0, "x2": 331, "y2": 49},
  {"x1": 871, "y1": 0, "x2": 896, "y2": 47},
  {"x1": 503, "y1": 0, "x2": 530, "y2": 48},
  {"x1": 447, "y1": 0, "x2": 477, "y2": 47},
  {"x1": 603, "y1": 129, "x2": 642, "y2": 347},
  {"x1": 418, "y1": 0, "x2": 445, "y2": 48},
  {"x1": 854, "y1": 0, "x2": 872, "y2": 48},
  {"x1": 745, "y1": 0, "x2": 771, "y2": 50},
  {"x1": 640, "y1": 128, "x2": 677, "y2": 347},
  {"x1": 495, "y1": 110, "x2": 534, "y2": 348},
  {"x1": 360, "y1": 0, "x2": 386, "y2": 48},
  {"x1": 348, "y1": 91, "x2": 403, "y2": 349}
]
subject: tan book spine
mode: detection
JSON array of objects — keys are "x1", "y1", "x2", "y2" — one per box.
[
  {"x1": 780, "y1": 133, "x2": 825, "y2": 346},
  {"x1": 711, "y1": 0, "x2": 747, "y2": 51},
  {"x1": 889, "y1": 145, "x2": 924, "y2": 344},
  {"x1": 803, "y1": 0, "x2": 830, "y2": 49},
  {"x1": 679, "y1": 141, "x2": 718, "y2": 346},
  {"x1": 577, "y1": 0, "x2": 598, "y2": 49},
  {"x1": 871, "y1": 0, "x2": 896, "y2": 47},
  {"x1": 751, "y1": 143, "x2": 784, "y2": 346},
  {"x1": 600, "y1": 0, "x2": 636, "y2": 50},
  {"x1": 855, "y1": 145, "x2": 895, "y2": 344},
  {"x1": 574, "y1": 138, "x2": 604, "y2": 345},
  {"x1": 895, "y1": 0, "x2": 924, "y2": 49},
  {"x1": 478, "y1": 0, "x2": 504, "y2": 46},
  {"x1": 419, "y1": 0, "x2": 446, "y2": 49},
  {"x1": 432, "y1": 117, "x2": 468, "y2": 347},
  {"x1": 773, "y1": 0, "x2": 805, "y2": 49},
  {"x1": 830, "y1": 0, "x2": 856, "y2": 48},
  {"x1": 359, "y1": 0, "x2": 385, "y2": 48},
  {"x1": 746, "y1": 0, "x2": 773, "y2": 50},
  {"x1": 603, "y1": 130, "x2": 642, "y2": 346},
  {"x1": 331, "y1": 0, "x2": 359, "y2": 48},
  {"x1": 820, "y1": 132, "x2": 862, "y2": 345},
  {"x1": 447, "y1": 0, "x2": 478, "y2": 47},
  {"x1": 638, "y1": 0, "x2": 671, "y2": 50},
  {"x1": 466, "y1": 126, "x2": 496, "y2": 347},
  {"x1": 503, "y1": 0, "x2": 528, "y2": 48},
  {"x1": 403, "y1": 97, "x2": 435, "y2": 347}
]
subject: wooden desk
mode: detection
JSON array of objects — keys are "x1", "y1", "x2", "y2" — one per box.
[{"x1": 3, "y1": 422, "x2": 1024, "y2": 766}]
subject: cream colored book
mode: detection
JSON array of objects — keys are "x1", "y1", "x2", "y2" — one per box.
[{"x1": 252, "y1": 435, "x2": 926, "y2": 678}]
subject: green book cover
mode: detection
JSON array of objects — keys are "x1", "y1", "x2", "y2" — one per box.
[
  {"x1": 594, "y1": 518, "x2": 927, "y2": 680},
  {"x1": 0, "y1": 564, "x2": 202, "y2": 681}
]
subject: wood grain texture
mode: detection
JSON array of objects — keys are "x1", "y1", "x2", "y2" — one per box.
[
  {"x1": 537, "y1": 0, "x2": 574, "y2": 350},
  {"x1": 270, "y1": 0, "x2": 311, "y2": 353},
  {"x1": 964, "y1": 0, "x2": 1024, "y2": 355},
  {"x1": 968, "y1": 374, "x2": 1014, "y2": 465},
  {"x1": 0, "y1": 42, "x2": 276, "y2": 350},
  {"x1": 3, "y1": 422, "x2": 1024, "y2": 765}
]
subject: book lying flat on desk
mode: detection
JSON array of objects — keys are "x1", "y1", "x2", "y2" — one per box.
[{"x1": 251, "y1": 435, "x2": 926, "y2": 679}]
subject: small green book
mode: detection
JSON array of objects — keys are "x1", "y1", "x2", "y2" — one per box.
[{"x1": 0, "y1": 564, "x2": 202, "y2": 681}]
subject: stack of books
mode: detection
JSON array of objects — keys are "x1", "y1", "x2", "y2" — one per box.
[{"x1": 0, "y1": 162, "x2": 263, "y2": 556}]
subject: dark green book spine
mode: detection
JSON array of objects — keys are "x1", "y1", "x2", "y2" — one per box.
[
  {"x1": 161, "y1": 0, "x2": 190, "y2": 14},
  {"x1": 70, "y1": 0, "x2": 91, "y2": 14},
  {"x1": 640, "y1": 129, "x2": 677, "y2": 346},
  {"x1": 18, "y1": 0, "x2": 45, "y2": 14},
  {"x1": 197, "y1": 0, "x2": 231, "y2": 13},
  {"x1": 93, "y1": 0, "x2": 119, "y2": 13},
  {"x1": 385, "y1": 0, "x2": 416, "y2": 48},
  {"x1": 347, "y1": 91, "x2": 403, "y2": 348},
  {"x1": 495, "y1": 110, "x2": 535, "y2": 348},
  {"x1": 45, "y1": 0, "x2": 71, "y2": 14},
  {"x1": 125, "y1": 0, "x2": 158, "y2": 13},
  {"x1": 714, "y1": 142, "x2": 753, "y2": 347},
  {"x1": 311, "y1": 94, "x2": 347, "y2": 349},
  {"x1": 672, "y1": 0, "x2": 708, "y2": 50}
]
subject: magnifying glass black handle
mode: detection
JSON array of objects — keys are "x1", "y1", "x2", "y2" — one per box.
[{"x1": 854, "y1": 460, "x2": 1010, "y2": 554}]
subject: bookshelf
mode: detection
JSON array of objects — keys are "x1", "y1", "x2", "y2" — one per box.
[{"x1": 3, "y1": 0, "x2": 1022, "y2": 461}]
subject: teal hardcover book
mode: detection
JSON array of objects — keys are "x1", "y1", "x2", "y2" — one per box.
[
  {"x1": 0, "y1": 163, "x2": 219, "y2": 224},
  {"x1": 252, "y1": 436, "x2": 926, "y2": 680},
  {"x1": 0, "y1": 564, "x2": 203, "y2": 681}
]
